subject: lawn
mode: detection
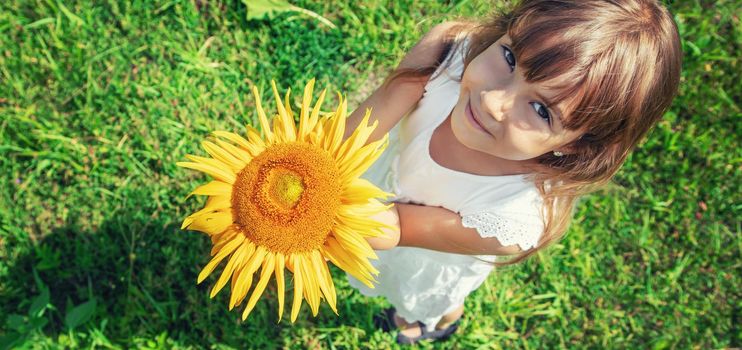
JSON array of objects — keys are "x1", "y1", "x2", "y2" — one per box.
[{"x1": 0, "y1": 0, "x2": 739, "y2": 349}]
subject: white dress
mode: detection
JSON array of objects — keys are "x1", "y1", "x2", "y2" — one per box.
[{"x1": 347, "y1": 34, "x2": 545, "y2": 331}]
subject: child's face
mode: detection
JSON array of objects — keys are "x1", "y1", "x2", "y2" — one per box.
[{"x1": 451, "y1": 35, "x2": 583, "y2": 161}]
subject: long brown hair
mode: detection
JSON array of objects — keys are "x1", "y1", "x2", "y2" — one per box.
[{"x1": 386, "y1": 0, "x2": 682, "y2": 265}]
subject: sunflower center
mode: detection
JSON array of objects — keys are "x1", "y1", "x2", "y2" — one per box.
[
  {"x1": 231, "y1": 142, "x2": 342, "y2": 254},
  {"x1": 267, "y1": 169, "x2": 304, "y2": 210}
]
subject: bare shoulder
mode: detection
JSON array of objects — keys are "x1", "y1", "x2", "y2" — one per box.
[{"x1": 397, "y1": 21, "x2": 469, "y2": 71}]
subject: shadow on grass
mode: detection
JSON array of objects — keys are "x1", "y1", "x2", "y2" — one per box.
[{"x1": 2, "y1": 207, "x2": 385, "y2": 348}]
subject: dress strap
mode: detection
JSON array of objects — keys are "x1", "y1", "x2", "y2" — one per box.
[{"x1": 423, "y1": 31, "x2": 471, "y2": 95}]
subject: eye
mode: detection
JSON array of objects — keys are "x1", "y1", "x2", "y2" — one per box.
[
  {"x1": 501, "y1": 45, "x2": 516, "y2": 72},
  {"x1": 531, "y1": 102, "x2": 551, "y2": 124}
]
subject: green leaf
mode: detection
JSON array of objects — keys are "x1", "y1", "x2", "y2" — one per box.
[
  {"x1": 0, "y1": 332, "x2": 22, "y2": 350},
  {"x1": 241, "y1": 0, "x2": 336, "y2": 28},
  {"x1": 56, "y1": 1, "x2": 85, "y2": 26},
  {"x1": 35, "y1": 244, "x2": 62, "y2": 271},
  {"x1": 652, "y1": 338, "x2": 671, "y2": 350},
  {"x1": 23, "y1": 18, "x2": 55, "y2": 30},
  {"x1": 28, "y1": 287, "x2": 50, "y2": 317},
  {"x1": 64, "y1": 299, "x2": 96, "y2": 330},
  {"x1": 27, "y1": 317, "x2": 48, "y2": 330},
  {"x1": 243, "y1": 0, "x2": 293, "y2": 21},
  {"x1": 5, "y1": 315, "x2": 26, "y2": 331}
]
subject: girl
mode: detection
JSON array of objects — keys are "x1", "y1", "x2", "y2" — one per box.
[{"x1": 342, "y1": 0, "x2": 681, "y2": 344}]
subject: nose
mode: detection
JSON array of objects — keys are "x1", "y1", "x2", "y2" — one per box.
[{"x1": 480, "y1": 89, "x2": 513, "y2": 122}]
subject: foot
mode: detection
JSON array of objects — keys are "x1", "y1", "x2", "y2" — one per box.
[
  {"x1": 394, "y1": 313, "x2": 423, "y2": 339},
  {"x1": 434, "y1": 304, "x2": 464, "y2": 330},
  {"x1": 373, "y1": 307, "x2": 463, "y2": 344},
  {"x1": 395, "y1": 317, "x2": 461, "y2": 345},
  {"x1": 392, "y1": 309, "x2": 463, "y2": 345}
]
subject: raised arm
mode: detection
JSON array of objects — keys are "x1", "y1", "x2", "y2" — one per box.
[
  {"x1": 367, "y1": 204, "x2": 526, "y2": 256},
  {"x1": 342, "y1": 23, "x2": 521, "y2": 256},
  {"x1": 343, "y1": 21, "x2": 465, "y2": 142}
]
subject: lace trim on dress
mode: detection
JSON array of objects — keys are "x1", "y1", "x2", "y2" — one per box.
[{"x1": 461, "y1": 211, "x2": 542, "y2": 251}]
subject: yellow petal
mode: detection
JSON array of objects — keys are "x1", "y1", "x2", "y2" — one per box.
[
  {"x1": 229, "y1": 263, "x2": 252, "y2": 310},
  {"x1": 337, "y1": 148, "x2": 375, "y2": 177},
  {"x1": 323, "y1": 238, "x2": 377, "y2": 287},
  {"x1": 181, "y1": 217, "x2": 194, "y2": 230},
  {"x1": 323, "y1": 94, "x2": 347, "y2": 154},
  {"x1": 197, "y1": 234, "x2": 245, "y2": 284},
  {"x1": 230, "y1": 245, "x2": 267, "y2": 309},
  {"x1": 318, "y1": 116, "x2": 333, "y2": 149},
  {"x1": 212, "y1": 131, "x2": 251, "y2": 150},
  {"x1": 184, "y1": 196, "x2": 231, "y2": 229},
  {"x1": 335, "y1": 109, "x2": 374, "y2": 160},
  {"x1": 228, "y1": 241, "x2": 256, "y2": 300},
  {"x1": 188, "y1": 181, "x2": 232, "y2": 197},
  {"x1": 202, "y1": 140, "x2": 245, "y2": 170},
  {"x1": 338, "y1": 137, "x2": 387, "y2": 179},
  {"x1": 336, "y1": 211, "x2": 394, "y2": 237},
  {"x1": 322, "y1": 252, "x2": 374, "y2": 289},
  {"x1": 314, "y1": 113, "x2": 332, "y2": 141},
  {"x1": 333, "y1": 234, "x2": 377, "y2": 261},
  {"x1": 210, "y1": 235, "x2": 238, "y2": 255},
  {"x1": 232, "y1": 127, "x2": 266, "y2": 157},
  {"x1": 329, "y1": 236, "x2": 379, "y2": 277},
  {"x1": 210, "y1": 228, "x2": 239, "y2": 249},
  {"x1": 343, "y1": 176, "x2": 392, "y2": 200},
  {"x1": 271, "y1": 80, "x2": 296, "y2": 142},
  {"x1": 274, "y1": 253, "x2": 286, "y2": 322},
  {"x1": 338, "y1": 201, "x2": 392, "y2": 218},
  {"x1": 177, "y1": 161, "x2": 236, "y2": 184},
  {"x1": 311, "y1": 250, "x2": 337, "y2": 314},
  {"x1": 214, "y1": 138, "x2": 252, "y2": 164},
  {"x1": 183, "y1": 154, "x2": 235, "y2": 176},
  {"x1": 186, "y1": 211, "x2": 233, "y2": 235},
  {"x1": 244, "y1": 126, "x2": 267, "y2": 151},
  {"x1": 309, "y1": 89, "x2": 326, "y2": 124},
  {"x1": 284, "y1": 87, "x2": 294, "y2": 120},
  {"x1": 251, "y1": 85, "x2": 274, "y2": 144},
  {"x1": 299, "y1": 254, "x2": 320, "y2": 316},
  {"x1": 210, "y1": 242, "x2": 248, "y2": 298},
  {"x1": 283, "y1": 87, "x2": 294, "y2": 118},
  {"x1": 333, "y1": 225, "x2": 377, "y2": 259},
  {"x1": 271, "y1": 114, "x2": 285, "y2": 143},
  {"x1": 204, "y1": 195, "x2": 232, "y2": 211},
  {"x1": 297, "y1": 79, "x2": 315, "y2": 141},
  {"x1": 242, "y1": 254, "x2": 276, "y2": 320},
  {"x1": 290, "y1": 254, "x2": 304, "y2": 323}
]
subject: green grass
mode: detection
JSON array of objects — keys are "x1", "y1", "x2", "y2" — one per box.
[{"x1": 0, "y1": 0, "x2": 739, "y2": 348}]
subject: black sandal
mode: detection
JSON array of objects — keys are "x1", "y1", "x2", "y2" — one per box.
[
  {"x1": 395, "y1": 318, "x2": 461, "y2": 345},
  {"x1": 372, "y1": 307, "x2": 398, "y2": 333},
  {"x1": 373, "y1": 307, "x2": 462, "y2": 344}
]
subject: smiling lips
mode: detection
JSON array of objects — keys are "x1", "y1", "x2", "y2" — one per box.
[{"x1": 466, "y1": 98, "x2": 492, "y2": 136}]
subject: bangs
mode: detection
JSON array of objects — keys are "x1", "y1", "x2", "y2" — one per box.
[
  {"x1": 507, "y1": 14, "x2": 591, "y2": 130},
  {"x1": 500, "y1": 0, "x2": 677, "y2": 141}
]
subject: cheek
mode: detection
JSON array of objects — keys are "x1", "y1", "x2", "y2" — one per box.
[
  {"x1": 502, "y1": 118, "x2": 553, "y2": 157},
  {"x1": 462, "y1": 67, "x2": 482, "y2": 88},
  {"x1": 463, "y1": 55, "x2": 501, "y2": 87},
  {"x1": 504, "y1": 134, "x2": 542, "y2": 158}
]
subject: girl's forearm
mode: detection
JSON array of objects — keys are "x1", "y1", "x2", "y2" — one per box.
[{"x1": 366, "y1": 203, "x2": 522, "y2": 256}]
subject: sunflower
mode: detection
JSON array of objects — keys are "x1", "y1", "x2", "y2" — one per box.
[{"x1": 177, "y1": 79, "x2": 393, "y2": 322}]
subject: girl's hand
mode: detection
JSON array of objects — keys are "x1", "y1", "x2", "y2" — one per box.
[{"x1": 365, "y1": 204, "x2": 401, "y2": 250}]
